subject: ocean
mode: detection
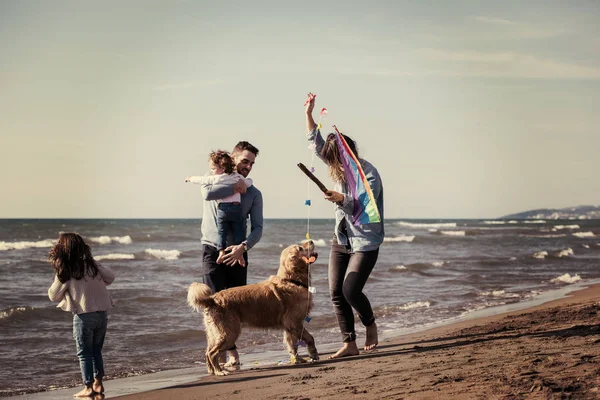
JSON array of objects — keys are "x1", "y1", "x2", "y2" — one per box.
[{"x1": 1, "y1": 218, "x2": 599, "y2": 396}]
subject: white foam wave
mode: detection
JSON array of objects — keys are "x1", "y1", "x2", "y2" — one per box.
[
  {"x1": 573, "y1": 232, "x2": 595, "y2": 238},
  {"x1": 524, "y1": 220, "x2": 546, "y2": 224},
  {"x1": 0, "y1": 306, "x2": 28, "y2": 319},
  {"x1": 484, "y1": 221, "x2": 505, "y2": 225},
  {"x1": 392, "y1": 265, "x2": 406, "y2": 271},
  {"x1": 554, "y1": 225, "x2": 580, "y2": 230},
  {"x1": 96, "y1": 253, "x2": 135, "y2": 261},
  {"x1": 384, "y1": 235, "x2": 415, "y2": 243},
  {"x1": 582, "y1": 244, "x2": 590, "y2": 249},
  {"x1": 480, "y1": 290, "x2": 520, "y2": 298},
  {"x1": 508, "y1": 220, "x2": 518, "y2": 224},
  {"x1": 520, "y1": 234, "x2": 566, "y2": 238},
  {"x1": 145, "y1": 249, "x2": 181, "y2": 260},
  {"x1": 312, "y1": 239, "x2": 327, "y2": 247},
  {"x1": 556, "y1": 248, "x2": 574, "y2": 258},
  {"x1": 0, "y1": 239, "x2": 56, "y2": 251},
  {"x1": 533, "y1": 251, "x2": 548, "y2": 259},
  {"x1": 89, "y1": 236, "x2": 133, "y2": 245},
  {"x1": 398, "y1": 301, "x2": 431, "y2": 310},
  {"x1": 431, "y1": 261, "x2": 446, "y2": 267},
  {"x1": 440, "y1": 230, "x2": 466, "y2": 236},
  {"x1": 397, "y1": 221, "x2": 457, "y2": 229},
  {"x1": 550, "y1": 273, "x2": 581, "y2": 284}
]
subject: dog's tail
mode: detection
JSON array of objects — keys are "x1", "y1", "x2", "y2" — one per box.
[{"x1": 187, "y1": 282, "x2": 215, "y2": 312}]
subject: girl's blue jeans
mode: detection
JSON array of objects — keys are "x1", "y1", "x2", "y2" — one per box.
[{"x1": 73, "y1": 311, "x2": 108, "y2": 386}]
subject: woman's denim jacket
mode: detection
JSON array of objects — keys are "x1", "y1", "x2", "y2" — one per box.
[{"x1": 307, "y1": 126, "x2": 384, "y2": 252}]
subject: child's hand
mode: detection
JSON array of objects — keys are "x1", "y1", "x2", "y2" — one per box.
[{"x1": 185, "y1": 176, "x2": 191, "y2": 183}]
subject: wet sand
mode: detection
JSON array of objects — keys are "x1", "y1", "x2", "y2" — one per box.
[{"x1": 108, "y1": 283, "x2": 600, "y2": 400}]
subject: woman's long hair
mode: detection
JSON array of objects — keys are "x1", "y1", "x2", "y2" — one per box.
[
  {"x1": 48, "y1": 233, "x2": 99, "y2": 283},
  {"x1": 320, "y1": 132, "x2": 359, "y2": 184}
]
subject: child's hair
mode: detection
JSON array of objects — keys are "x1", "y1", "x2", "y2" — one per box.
[
  {"x1": 209, "y1": 150, "x2": 235, "y2": 174},
  {"x1": 48, "y1": 233, "x2": 99, "y2": 283}
]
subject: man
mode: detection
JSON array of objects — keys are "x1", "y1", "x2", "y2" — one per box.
[{"x1": 198, "y1": 141, "x2": 263, "y2": 366}]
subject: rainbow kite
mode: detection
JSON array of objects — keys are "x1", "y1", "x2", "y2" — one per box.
[{"x1": 333, "y1": 125, "x2": 381, "y2": 226}]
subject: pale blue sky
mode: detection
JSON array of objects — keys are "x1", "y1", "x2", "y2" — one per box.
[{"x1": 1, "y1": 0, "x2": 599, "y2": 218}]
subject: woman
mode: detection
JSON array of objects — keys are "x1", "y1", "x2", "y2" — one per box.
[{"x1": 304, "y1": 92, "x2": 385, "y2": 358}]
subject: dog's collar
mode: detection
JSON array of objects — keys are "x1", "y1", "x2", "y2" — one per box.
[{"x1": 285, "y1": 279, "x2": 309, "y2": 289}]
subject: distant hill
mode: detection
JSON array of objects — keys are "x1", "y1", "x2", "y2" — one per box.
[{"x1": 502, "y1": 205, "x2": 600, "y2": 220}]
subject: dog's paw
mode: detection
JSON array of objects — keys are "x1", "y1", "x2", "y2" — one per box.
[
  {"x1": 223, "y1": 361, "x2": 241, "y2": 372},
  {"x1": 290, "y1": 355, "x2": 308, "y2": 365},
  {"x1": 214, "y1": 369, "x2": 230, "y2": 376}
]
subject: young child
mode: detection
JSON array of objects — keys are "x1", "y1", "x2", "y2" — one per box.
[
  {"x1": 186, "y1": 150, "x2": 253, "y2": 264},
  {"x1": 48, "y1": 233, "x2": 115, "y2": 398}
]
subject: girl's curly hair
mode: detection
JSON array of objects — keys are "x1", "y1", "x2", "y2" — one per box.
[
  {"x1": 209, "y1": 150, "x2": 235, "y2": 174},
  {"x1": 48, "y1": 233, "x2": 99, "y2": 283}
]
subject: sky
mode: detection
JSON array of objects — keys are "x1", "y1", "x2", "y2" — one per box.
[{"x1": 1, "y1": 0, "x2": 599, "y2": 219}]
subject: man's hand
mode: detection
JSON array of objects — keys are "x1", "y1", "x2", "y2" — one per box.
[
  {"x1": 305, "y1": 92, "x2": 315, "y2": 115},
  {"x1": 222, "y1": 244, "x2": 246, "y2": 267},
  {"x1": 233, "y1": 179, "x2": 247, "y2": 194},
  {"x1": 324, "y1": 190, "x2": 344, "y2": 204}
]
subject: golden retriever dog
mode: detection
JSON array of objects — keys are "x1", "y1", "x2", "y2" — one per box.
[{"x1": 187, "y1": 240, "x2": 319, "y2": 376}]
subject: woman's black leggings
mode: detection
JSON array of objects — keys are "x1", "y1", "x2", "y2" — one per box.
[{"x1": 328, "y1": 243, "x2": 379, "y2": 343}]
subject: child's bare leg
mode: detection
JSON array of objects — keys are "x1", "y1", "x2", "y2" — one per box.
[
  {"x1": 216, "y1": 250, "x2": 226, "y2": 264},
  {"x1": 73, "y1": 385, "x2": 94, "y2": 397}
]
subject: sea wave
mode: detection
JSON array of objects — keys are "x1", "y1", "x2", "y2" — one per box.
[
  {"x1": 550, "y1": 273, "x2": 581, "y2": 284},
  {"x1": 573, "y1": 232, "x2": 595, "y2": 238},
  {"x1": 520, "y1": 234, "x2": 567, "y2": 238},
  {"x1": 384, "y1": 235, "x2": 415, "y2": 243},
  {"x1": 440, "y1": 230, "x2": 466, "y2": 237},
  {"x1": 533, "y1": 251, "x2": 548, "y2": 259},
  {"x1": 0, "y1": 239, "x2": 55, "y2": 251},
  {"x1": 524, "y1": 220, "x2": 546, "y2": 224},
  {"x1": 480, "y1": 290, "x2": 520, "y2": 298},
  {"x1": 554, "y1": 225, "x2": 580, "y2": 230},
  {"x1": 397, "y1": 301, "x2": 431, "y2": 310},
  {"x1": 96, "y1": 253, "x2": 135, "y2": 261},
  {"x1": 145, "y1": 249, "x2": 181, "y2": 260},
  {"x1": 556, "y1": 248, "x2": 574, "y2": 258},
  {"x1": 312, "y1": 239, "x2": 328, "y2": 247},
  {"x1": 397, "y1": 221, "x2": 457, "y2": 229},
  {"x1": 89, "y1": 236, "x2": 133, "y2": 245}
]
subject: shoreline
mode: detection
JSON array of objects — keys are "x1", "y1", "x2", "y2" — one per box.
[{"x1": 11, "y1": 280, "x2": 600, "y2": 399}]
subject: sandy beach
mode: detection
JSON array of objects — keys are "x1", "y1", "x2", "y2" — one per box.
[{"x1": 107, "y1": 283, "x2": 600, "y2": 400}]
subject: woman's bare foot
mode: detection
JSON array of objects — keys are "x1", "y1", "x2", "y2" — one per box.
[
  {"x1": 216, "y1": 251, "x2": 226, "y2": 264},
  {"x1": 92, "y1": 378, "x2": 104, "y2": 394},
  {"x1": 73, "y1": 385, "x2": 94, "y2": 398},
  {"x1": 364, "y1": 322, "x2": 378, "y2": 350},
  {"x1": 327, "y1": 341, "x2": 360, "y2": 359}
]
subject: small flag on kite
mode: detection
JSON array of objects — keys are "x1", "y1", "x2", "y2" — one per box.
[
  {"x1": 333, "y1": 125, "x2": 381, "y2": 226},
  {"x1": 320, "y1": 108, "x2": 328, "y2": 115}
]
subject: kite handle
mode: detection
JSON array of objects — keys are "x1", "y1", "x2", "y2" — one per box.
[{"x1": 298, "y1": 163, "x2": 329, "y2": 194}]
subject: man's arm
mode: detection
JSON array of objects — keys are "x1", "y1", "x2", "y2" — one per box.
[
  {"x1": 222, "y1": 190, "x2": 263, "y2": 266},
  {"x1": 245, "y1": 191, "x2": 263, "y2": 249}
]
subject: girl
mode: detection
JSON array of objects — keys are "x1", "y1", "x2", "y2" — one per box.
[
  {"x1": 304, "y1": 92, "x2": 385, "y2": 359},
  {"x1": 48, "y1": 233, "x2": 115, "y2": 397}
]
